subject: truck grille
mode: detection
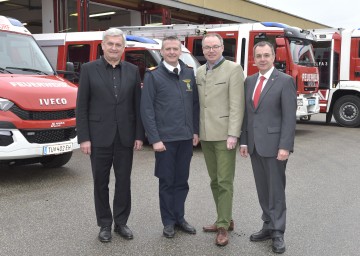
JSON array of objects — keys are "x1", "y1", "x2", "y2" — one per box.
[
  {"x1": 10, "y1": 105, "x2": 75, "y2": 120},
  {"x1": 19, "y1": 128, "x2": 77, "y2": 144}
]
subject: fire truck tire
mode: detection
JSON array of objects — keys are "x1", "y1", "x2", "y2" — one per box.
[
  {"x1": 40, "y1": 152, "x2": 73, "y2": 168},
  {"x1": 333, "y1": 95, "x2": 360, "y2": 127},
  {"x1": 300, "y1": 115, "x2": 311, "y2": 121}
]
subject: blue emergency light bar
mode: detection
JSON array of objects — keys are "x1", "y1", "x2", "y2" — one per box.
[
  {"x1": 6, "y1": 17, "x2": 24, "y2": 27},
  {"x1": 261, "y1": 22, "x2": 290, "y2": 29},
  {"x1": 126, "y1": 35, "x2": 158, "y2": 44}
]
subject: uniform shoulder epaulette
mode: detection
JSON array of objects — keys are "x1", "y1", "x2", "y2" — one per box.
[
  {"x1": 185, "y1": 64, "x2": 193, "y2": 69},
  {"x1": 146, "y1": 66, "x2": 158, "y2": 71}
]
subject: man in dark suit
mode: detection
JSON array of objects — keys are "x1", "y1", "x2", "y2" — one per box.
[
  {"x1": 76, "y1": 28, "x2": 144, "y2": 243},
  {"x1": 141, "y1": 36, "x2": 199, "y2": 238},
  {"x1": 239, "y1": 41, "x2": 297, "y2": 254}
]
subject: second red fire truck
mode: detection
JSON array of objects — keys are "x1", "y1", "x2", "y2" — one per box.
[{"x1": 312, "y1": 28, "x2": 360, "y2": 127}]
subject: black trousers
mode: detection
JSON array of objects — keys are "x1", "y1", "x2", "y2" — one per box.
[{"x1": 90, "y1": 131, "x2": 133, "y2": 227}]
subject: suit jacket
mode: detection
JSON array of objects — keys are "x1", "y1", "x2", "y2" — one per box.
[
  {"x1": 76, "y1": 58, "x2": 144, "y2": 148},
  {"x1": 240, "y1": 68, "x2": 297, "y2": 157},
  {"x1": 196, "y1": 59, "x2": 245, "y2": 141}
]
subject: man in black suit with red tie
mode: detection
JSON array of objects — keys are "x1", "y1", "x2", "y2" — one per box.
[{"x1": 76, "y1": 28, "x2": 144, "y2": 243}]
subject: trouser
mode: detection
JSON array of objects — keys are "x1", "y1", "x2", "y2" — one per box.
[
  {"x1": 201, "y1": 140, "x2": 236, "y2": 229},
  {"x1": 250, "y1": 147, "x2": 287, "y2": 235},
  {"x1": 90, "y1": 131, "x2": 133, "y2": 227},
  {"x1": 155, "y1": 140, "x2": 193, "y2": 226}
]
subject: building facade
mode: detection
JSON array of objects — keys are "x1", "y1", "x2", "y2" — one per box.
[{"x1": 0, "y1": 0, "x2": 329, "y2": 34}]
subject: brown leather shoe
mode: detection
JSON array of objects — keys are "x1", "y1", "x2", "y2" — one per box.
[
  {"x1": 215, "y1": 227, "x2": 229, "y2": 246},
  {"x1": 203, "y1": 220, "x2": 234, "y2": 232}
]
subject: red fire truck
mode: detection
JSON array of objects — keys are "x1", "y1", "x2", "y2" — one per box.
[
  {"x1": 121, "y1": 22, "x2": 320, "y2": 119},
  {"x1": 0, "y1": 16, "x2": 79, "y2": 168},
  {"x1": 312, "y1": 28, "x2": 360, "y2": 127},
  {"x1": 33, "y1": 32, "x2": 200, "y2": 84}
]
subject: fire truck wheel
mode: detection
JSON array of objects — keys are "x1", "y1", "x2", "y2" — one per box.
[
  {"x1": 333, "y1": 95, "x2": 360, "y2": 127},
  {"x1": 40, "y1": 152, "x2": 73, "y2": 168},
  {"x1": 300, "y1": 115, "x2": 311, "y2": 121}
]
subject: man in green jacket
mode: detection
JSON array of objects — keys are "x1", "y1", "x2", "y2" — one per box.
[{"x1": 196, "y1": 33, "x2": 245, "y2": 246}]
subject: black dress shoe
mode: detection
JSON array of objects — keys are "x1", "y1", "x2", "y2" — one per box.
[
  {"x1": 250, "y1": 229, "x2": 272, "y2": 241},
  {"x1": 98, "y1": 226, "x2": 112, "y2": 242},
  {"x1": 272, "y1": 236, "x2": 286, "y2": 254},
  {"x1": 163, "y1": 225, "x2": 175, "y2": 238},
  {"x1": 114, "y1": 224, "x2": 133, "y2": 240},
  {"x1": 176, "y1": 220, "x2": 196, "y2": 234}
]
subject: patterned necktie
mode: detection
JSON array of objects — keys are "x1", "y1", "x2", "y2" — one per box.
[
  {"x1": 173, "y1": 68, "x2": 178, "y2": 75},
  {"x1": 253, "y1": 76, "x2": 266, "y2": 108}
]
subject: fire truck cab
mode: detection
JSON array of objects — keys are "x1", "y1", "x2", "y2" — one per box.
[
  {"x1": 33, "y1": 32, "x2": 200, "y2": 84},
  {"x1": 312, "y1": 28, "x2": 360, "y2": 127},
  {"x1": 0, "y1": 16, "x2": 79, "y2": 168}
]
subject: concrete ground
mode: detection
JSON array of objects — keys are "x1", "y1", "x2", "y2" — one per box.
[{"x1": 1, "y1": 114, "x2": 359, "y2": 256}]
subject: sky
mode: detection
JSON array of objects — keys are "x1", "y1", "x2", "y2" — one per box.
[{"x1": 250, "y1": 0, "x2": 360, "y2": 29}]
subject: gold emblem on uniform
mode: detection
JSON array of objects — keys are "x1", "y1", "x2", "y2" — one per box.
[{"x1": 182, "y1": 79, "x2": 192, "y2": 91}]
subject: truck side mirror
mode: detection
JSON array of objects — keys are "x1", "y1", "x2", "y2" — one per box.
[
  {"x1": 66, "y1": 62, "x2": 75, "y2": 73},
  {"x1": 64, "y1": 62, "x2": 78, "y2": 82},
  {"x1": 275, "y1": 46, "x2": 287, "y2": 72}
]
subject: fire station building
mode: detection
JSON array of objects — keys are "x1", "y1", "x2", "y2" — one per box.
[{"x1": 0, "y1": 0, "x2": 329, "y2": 34}]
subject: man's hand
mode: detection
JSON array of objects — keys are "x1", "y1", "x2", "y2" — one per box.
[
  {"x1": 193, "y1": 134, "x2": 199, "y2": 146},
  {"x1": 227, "y1": 136, "x2": 238, "y2": 150},
  {"x1": 153, "y1": 141, "x2": 166, "y2": 152},
  {"x1": 239, "y1": 145, "x2": 248, "y2": 158},
  {"x1": 80, "y1": 141, "x2": 91, "y2": 155},
  {"x1": 277, "y1": 149, "x2": 290, "y2": 161},
  {"x1": 133, "y1": 140, "x2": 143, "y2": 151}
]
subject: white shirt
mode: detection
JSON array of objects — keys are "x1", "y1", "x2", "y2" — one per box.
[
  {"x1": 252, "y1": 66, "x2": 275, "y2": 100},
  {"x1": 163, "y1": 60, "x2": 181, "y2": 74}
]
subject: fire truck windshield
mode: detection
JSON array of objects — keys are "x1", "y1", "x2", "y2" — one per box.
[
  {"x1": 0, "y1": 32, "x2": 54, "y2": 75},
  {"x1": 289, "y1": 39, "x2": 316, "y2": 67}
]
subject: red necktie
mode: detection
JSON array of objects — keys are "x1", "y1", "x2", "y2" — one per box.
[{"x1": 253, "y1": 76, "x2": 266, "y2": 108}]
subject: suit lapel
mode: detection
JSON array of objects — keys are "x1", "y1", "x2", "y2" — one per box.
[
  {"x1": 95, "y1": 59, "x2": 116, "y2": 100},
  {"x1": 249, "y1": 75, "x2": 258, "y2": 110}
]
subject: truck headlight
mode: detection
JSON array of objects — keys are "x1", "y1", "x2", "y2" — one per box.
[
  {"x1": 0, "y1": 98, "x2": 14, "y2": 111},
  {"x1": 297, "y1": 99, "x2": 303, "y2": 106}
]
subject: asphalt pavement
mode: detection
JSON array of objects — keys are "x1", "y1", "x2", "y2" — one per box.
[{"x1": 1, "y1": 114, "x2": 360, "y2": 256}]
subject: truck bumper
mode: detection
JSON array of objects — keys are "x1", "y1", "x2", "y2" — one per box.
[
  {"x1": 296, "y1": 94, "x2": 320, "y2": 118},
  {"x1": 0, "y1": 129, "x2": 79, "y2": 160}
]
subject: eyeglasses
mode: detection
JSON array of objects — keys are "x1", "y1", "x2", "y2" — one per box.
[{"x1": 202, "y1": 45, "x2": 222, "y2": 51}]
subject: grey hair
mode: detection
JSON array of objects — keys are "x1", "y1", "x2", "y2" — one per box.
[
  {"x1": 202, "y1": 33, "x2": 224, "y2": 46},
  {"x1": 102, "y1": 28, "x2": 127, "y2": 46},
  {"x1": 253, "y1": 41, "x2": 275, "y2": 56}
]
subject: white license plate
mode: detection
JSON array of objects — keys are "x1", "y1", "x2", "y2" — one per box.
[
  {"x1": 308, "y1": 99, "x2": 315, "y2": 106},
  {"x1": 43, "y1": 143, "x2": 73, "y2": 155}
]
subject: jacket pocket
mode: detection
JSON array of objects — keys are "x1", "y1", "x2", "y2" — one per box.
[{"x1": 267, "y1": 126, "x2": 281, "y2": 133}]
